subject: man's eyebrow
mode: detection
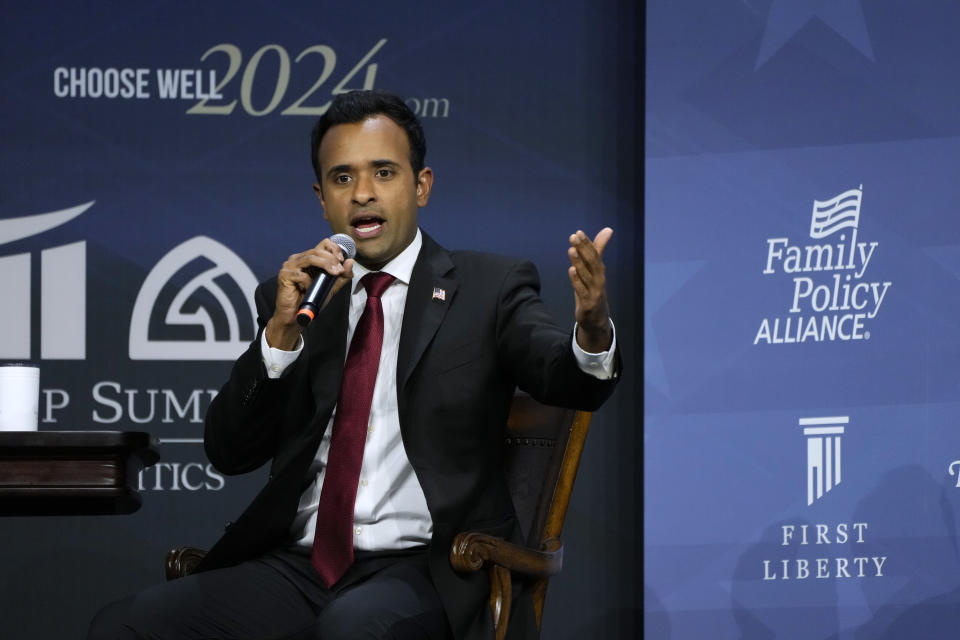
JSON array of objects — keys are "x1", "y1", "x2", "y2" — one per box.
[
  {"x1": 325, "y1": 159, "x2": 399, "y2": 178},
  {"x1": 325, "y1": 164, "x2": 352, "y2": 178}
]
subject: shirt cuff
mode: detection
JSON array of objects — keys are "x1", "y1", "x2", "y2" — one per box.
[
  {"x1": 571, "y1": 320, "x2": 617, "y2": 380},
  {"x1": 261, "y1": 330, "x2": 303, "y2": 379}
]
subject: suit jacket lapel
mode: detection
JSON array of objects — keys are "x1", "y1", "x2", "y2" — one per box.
[{"x1": 397, "y1": 233, "x2": 458, "y2": 393}]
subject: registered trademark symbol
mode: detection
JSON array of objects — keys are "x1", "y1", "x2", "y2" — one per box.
[{"x1": 865, "y1": 331, "x2": 871, "y2": 340}]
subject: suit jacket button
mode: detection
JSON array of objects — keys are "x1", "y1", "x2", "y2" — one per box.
[{"x1": 224, "y1": 520, "x2": 233, "y2": 531}]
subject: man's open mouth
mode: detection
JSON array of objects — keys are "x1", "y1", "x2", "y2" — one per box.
[{"x1": 351, "y1": 215, "x2": 385, "y2": 238}]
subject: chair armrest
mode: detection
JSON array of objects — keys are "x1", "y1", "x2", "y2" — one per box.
[
  {"x1": 449, "y1": 532, "x2": 563, "y2": 579},
  {"x1": 165, "y1": 546, "x2": 207, "y2": 581}
]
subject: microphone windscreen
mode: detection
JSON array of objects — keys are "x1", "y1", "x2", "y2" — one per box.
[{"x1": 330, "y1": 233, "x2": 357, "y2": 259}]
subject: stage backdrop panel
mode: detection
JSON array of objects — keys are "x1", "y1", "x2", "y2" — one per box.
[
  {"x1": 646, "y1": 1, "x2": 960, "y2": 638},
  {"x1": 0, "y1": 2, "x2": 639, "y2": 638}
]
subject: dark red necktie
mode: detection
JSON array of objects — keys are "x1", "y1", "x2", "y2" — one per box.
[{"x1": 311, "y1": 271, "x2": 395, "y2": 587}]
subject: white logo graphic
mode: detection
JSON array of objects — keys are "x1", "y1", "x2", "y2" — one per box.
[
  {"x1": 949, "y1": 460, "x2": 960, "y2": 488},
  {"x1": 129, "y1": 236, "x2": 258, "y2": 360},
  {"x1": 803, "y1": 416, "x2": 847, "y2": 505},
  {"x1": 809, "y1": 188, "x2": 862, "y2": 239},
  {"x1": 0, "y1": 202, "x2": 91, "y2": 360},
  {"x1": 761, "y1": 415, "x2": 886, "y2": 582},
  {"x1": 756, "y1": 185, "x2": 892, "y2": 344}
]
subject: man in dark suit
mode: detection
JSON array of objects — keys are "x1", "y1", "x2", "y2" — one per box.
[{"x1": 88, "y1": 90, "x2": 618, "y2": 640}]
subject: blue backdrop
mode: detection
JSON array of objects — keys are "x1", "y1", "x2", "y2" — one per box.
[
  {"x1": 646, "y1": 1, "x2": 960, "y2": 638},
  {"x1": 0, "y1": 2, "x2": 640, "y2": 638}
]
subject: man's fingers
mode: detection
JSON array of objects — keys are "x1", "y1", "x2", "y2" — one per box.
[
  {"x1": 287, "y1": 248, "x2": 345, "y2": 277},
  {"x1": 276, "y1": 243, "x2": 352, "y2": 307},
  {"x1": 569, "y1": 228, "x2": 613, "y2": 258},
  {"x1": 570, "y1": 229, "x2": 610, "y2": 282},
  {"x1": 592, "y1": 227, "x2": 613, "y2": 257},
  {"x1": 569, "y1": 229, "x2": 609, "y2": 272},
  {"x1": 568, "y1": 245, "x2": 597, "y2": 287},
  {"x1": 569, "y1": 232, "x2": 598, "y2": 276},
  {"x1": 570, "y1": 231, "x2": 598, "y2": 259},
  {"x1": 279, "y1": 268, "x2": 313, "y2": 290},
  {"x1": 568, "y1": 229, "x2": 610, "y2": 303},
  {"x1": 339, "y1": 258, "x2": 354, "y2": 282},
  {"x1": 317, "y1": 238, "x2": 345, "y2": 261},
  {"x1": 568, "y1": 266, "x2": 590, "y2": 300}
]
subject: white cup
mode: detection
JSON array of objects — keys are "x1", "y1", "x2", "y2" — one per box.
[{"x1": 0, "y1": 364, "x2": 40, "y2": 431}]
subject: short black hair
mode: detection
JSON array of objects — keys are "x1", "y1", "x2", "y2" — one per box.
[{"x1": 310, "y1": 90, "x2": 426, "y2": 183}]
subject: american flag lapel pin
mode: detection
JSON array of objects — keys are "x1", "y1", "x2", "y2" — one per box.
[{"x1": 432, "y1": 287, "x2": 446, "y2": 302}]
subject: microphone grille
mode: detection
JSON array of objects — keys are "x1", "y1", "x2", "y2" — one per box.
[{"x1": 330, "y1": 233, "x2": 357, "y2": 259}]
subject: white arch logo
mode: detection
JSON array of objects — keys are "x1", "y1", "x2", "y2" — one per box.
[
  {"x1": 0, "y1": 202, "x2": 91, "y2": 360},
  {"x1": 129, "y1": 236, "x2": 258, "y2": 360}
]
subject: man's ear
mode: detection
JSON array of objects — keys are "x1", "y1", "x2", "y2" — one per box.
[
  {"x1": 312, "y1": 183, "x2": 328, "y2": 219},
  {"x1": 416, "y1": 167, "x2": 434, "y2": 206}
]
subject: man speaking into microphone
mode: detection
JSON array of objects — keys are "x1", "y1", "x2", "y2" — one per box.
[{"x1": 88, "y1": 90, "x2": 619, "y2": 640}]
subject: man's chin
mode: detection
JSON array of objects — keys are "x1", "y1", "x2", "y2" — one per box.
[
  {"x1": 354, "y1": 246, "x2": 390, "y2": 271},
  {"x1": 354, "y1": 230, "x2": 416, "y2": 270}
]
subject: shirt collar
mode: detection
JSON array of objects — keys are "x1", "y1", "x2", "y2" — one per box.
[{"x1": 351, "y1": 228, "x2": 422, "y2": 293}]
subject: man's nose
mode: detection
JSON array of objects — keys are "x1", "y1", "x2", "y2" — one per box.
[{"x1": 351, "y1": 173, "x2": 376, "y2": 205}]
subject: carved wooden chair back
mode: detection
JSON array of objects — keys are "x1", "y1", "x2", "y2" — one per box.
[{"x1": 500, "y1": 394, "x2": 593, "y2": 629}]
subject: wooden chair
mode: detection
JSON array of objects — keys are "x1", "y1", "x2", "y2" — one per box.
[
  {"x1": 166, "y1": 395, "x2": 592, "y2": 640},
  {"x1": 449, "y1": 395, "x2": 591, "y2": 639}
]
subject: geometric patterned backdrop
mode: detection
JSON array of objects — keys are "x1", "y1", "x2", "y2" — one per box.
[{"x1": 646, "y1": 1, "x2": 960, "y2": 637}]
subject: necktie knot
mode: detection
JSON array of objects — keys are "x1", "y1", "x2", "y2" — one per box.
[{"x1": 362, "y1": 272, "x2": 395, "y2": 299}]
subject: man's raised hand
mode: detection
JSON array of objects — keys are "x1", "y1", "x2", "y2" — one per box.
[{"x1": 567, "y1": 227, "x2": 613, "y2": 353}]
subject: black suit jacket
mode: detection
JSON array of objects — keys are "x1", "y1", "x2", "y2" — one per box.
[{"x1": 198, "y1": 232, "x2": 619, "y2": 640}]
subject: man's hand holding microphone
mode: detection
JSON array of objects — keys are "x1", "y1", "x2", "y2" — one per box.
[{"x1": 265, "y1": 234, "x2": 357, "y2": 351}]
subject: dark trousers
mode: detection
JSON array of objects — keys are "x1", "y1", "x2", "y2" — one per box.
[{"x1": 87, "y1": 547, "x2": 453, "y2": 640}]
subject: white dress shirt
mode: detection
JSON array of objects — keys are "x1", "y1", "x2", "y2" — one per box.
[{"x1": 261, "y1": 229, "x2": 617, "y2": 552}]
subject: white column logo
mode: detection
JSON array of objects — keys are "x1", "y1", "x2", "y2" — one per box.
[
  {"x1": 0, "y1": 202, "x2": 92, "y2": 360},
  {"x1": 802, "y1": 416, "x2": 847, "y2": 505}
]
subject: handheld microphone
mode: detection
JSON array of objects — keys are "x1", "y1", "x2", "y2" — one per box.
[{"x1": 296, "y1": 233, "x2": 357, "y2": 326}]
